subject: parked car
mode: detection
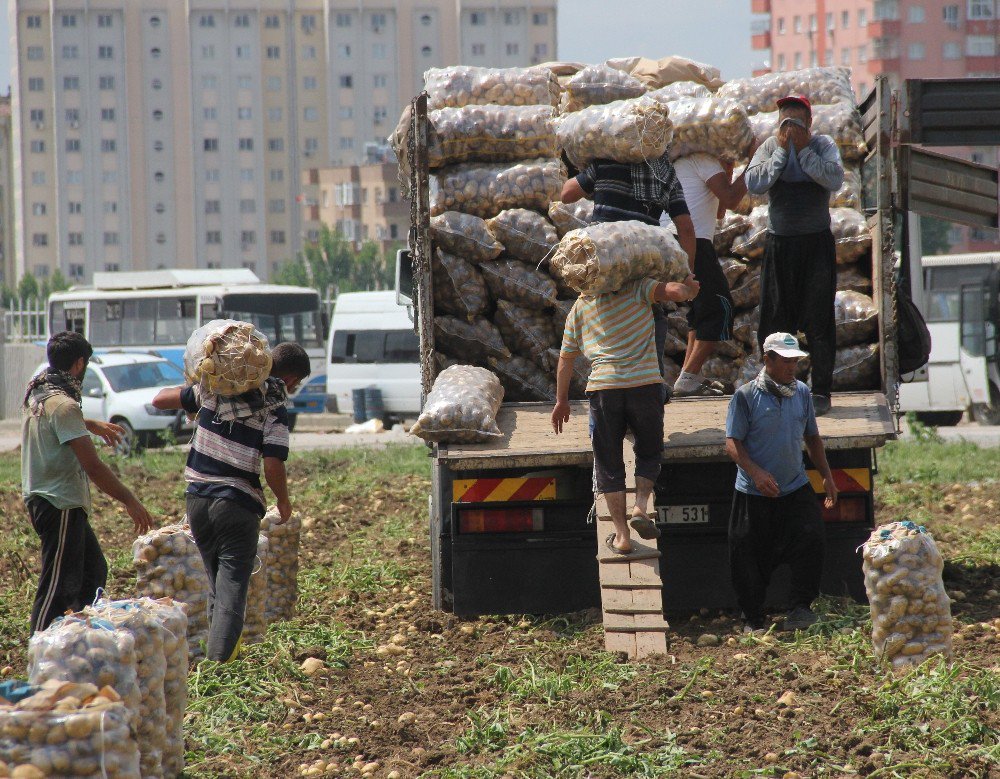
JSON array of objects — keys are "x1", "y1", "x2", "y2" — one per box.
[{"x1": 33, "y1": 352, "x2": 193, "y2": 454}]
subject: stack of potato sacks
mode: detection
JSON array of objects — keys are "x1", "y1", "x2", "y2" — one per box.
[{"x1": 415, "y1": 62, "x2": 879, "y2": 400}]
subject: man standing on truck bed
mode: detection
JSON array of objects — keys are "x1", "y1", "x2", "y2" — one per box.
[
  {"x1": 745, "y1": 95, "x2": 844, "y2": 416},
  {"x1": 551, "y1": 274, "x2": 700, "y2": 555},
  {"x1": 725, "y1": 332, "x2": 838, "y2": 631},
  {"x1": 559, "y1": 150, "x2": 699, "y2": 397}
]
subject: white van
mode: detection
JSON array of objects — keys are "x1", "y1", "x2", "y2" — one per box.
[{"x1": 326, "y1": 290, "x2": 422, "y2": 421}]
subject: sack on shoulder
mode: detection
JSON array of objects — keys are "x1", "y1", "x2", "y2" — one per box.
[{"x1": 895, "y1": 273, "x2": 931, "y2": 375}]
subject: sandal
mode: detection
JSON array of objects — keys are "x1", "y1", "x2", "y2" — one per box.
[
  {"x1": 629, "y1": 515, "x2": 661, "y2": 540},
  {"x1": 604, "y1": 533, "x2": 632, "y2": 556}
]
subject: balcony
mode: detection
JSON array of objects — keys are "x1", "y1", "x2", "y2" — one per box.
[
  {"x1": 752, "y1": 30, "x2": 771, "y2": 49},
  {"x1": 867, "y1": 18, "x2": 900, "y2": 37},
  {"x1": 751, "y1": 0, "x2": 771, "y2": 13},
  {"x1": 868, "y1": 38, "x2": 900, "y2": 72}
]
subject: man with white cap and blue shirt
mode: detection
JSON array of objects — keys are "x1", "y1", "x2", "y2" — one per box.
[{"x1": 725, "y1": 332, "x2": 838, "y2": 632}]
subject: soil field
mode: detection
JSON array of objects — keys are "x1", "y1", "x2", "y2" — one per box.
[{"x1": 0, "y1": 440, "x2": 998, "y2": 778}]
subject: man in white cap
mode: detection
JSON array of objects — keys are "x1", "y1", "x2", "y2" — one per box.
[{"x1": 724, "y1": 332, "x2": 838, "y2": 632}]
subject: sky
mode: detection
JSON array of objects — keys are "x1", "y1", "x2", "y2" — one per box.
[{"x1": 0, "y1": 1, "x2": 754, "y2": 95}]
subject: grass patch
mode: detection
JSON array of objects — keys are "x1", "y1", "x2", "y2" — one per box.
[
  {"x1": 489, "y1": 653, "x2": 638, "y2": 703},
  {"x1": 879, "y1": 438, "x2": 1000, "y2": 484}
]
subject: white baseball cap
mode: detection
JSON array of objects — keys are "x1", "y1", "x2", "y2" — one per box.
[{"x1": 762, "y1": 332, "x2": 808, "y2": 358}]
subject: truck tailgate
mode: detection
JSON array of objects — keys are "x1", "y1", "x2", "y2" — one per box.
[{"x1": 437, "y1": 391, "x2": 896, "y2": 471}]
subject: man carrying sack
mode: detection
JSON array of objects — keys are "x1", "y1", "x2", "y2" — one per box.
[
  {"x1": 153, "y1": 341, "x2": 311, "y2": 661},
  {"x1": 745, "y1": 95, "x2": 844, "y2": 416},
  {"x1": 725, "y1": 332, "x2": 838, "y2": 632}
]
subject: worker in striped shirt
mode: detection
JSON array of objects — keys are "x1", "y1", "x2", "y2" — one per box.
[{"x1": 552, "y1": 275, "x2": 700, "y2": 555}]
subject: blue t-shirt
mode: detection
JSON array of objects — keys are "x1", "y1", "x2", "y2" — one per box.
[{"x1": 725, "y1": 380, "x2": 819, "y2": 497}]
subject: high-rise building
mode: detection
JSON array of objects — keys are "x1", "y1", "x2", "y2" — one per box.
[
  {"x1": 0, "y1": 95, "x2": 14, "y2": 286},
  {"x1": 750, "y1": 0, "x2": 999, "y2": 251},
  {"x1": 8, "y1": 1, "x2": 557, "y2": 284}
]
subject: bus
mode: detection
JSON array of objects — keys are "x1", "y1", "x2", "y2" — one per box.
[
  {"x1": 900, "y1": 252, "x2": 1000, "y2": 426},
  {"x1": 47, "y1": 269, "x2": 328, "y2": 426}
]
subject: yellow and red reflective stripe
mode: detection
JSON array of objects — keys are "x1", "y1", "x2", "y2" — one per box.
[
  {"x1": 453, "y1": 477, "x2": 557, "y2": 503},
  {"x1": 807, "y1": 468, "x2": 871, "y2": 493}
]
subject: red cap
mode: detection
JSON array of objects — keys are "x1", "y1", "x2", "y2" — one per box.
[{"x1": 776, "y1": 94, "x2": 811, "y2": 112}]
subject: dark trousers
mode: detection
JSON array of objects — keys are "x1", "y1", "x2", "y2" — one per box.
[
  {"x1": 186, "y1": 495, "x2": 261, "y2": 661},
  {"x1": 27, "y1": 497, "x2": 108, "y2": 634},
  {"x1": 728, "y1": 484, "x2": 825, "y2": 620},
  {"x1": 588, "y1": 383, "x2": 664, "y2": 493},
  {"x1": 758, "y1": 230, "x2": 837, "y2": 397}
]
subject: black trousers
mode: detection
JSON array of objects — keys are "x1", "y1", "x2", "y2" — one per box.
[
  {"x1": 27, "y1": 497, "x2": 108, "y2": 634},
  {"x1": 758, "y1": 229, "x2": 837, "y2": 397},
  {"x1": 588, "y1": 383, "x2": 664, "y2": 493},
  {"x1": 187, "y1": 495, "x2": 262, "y2": 661},
  {"x1": 728, "y1": 484, "x2": 825, "y2": 620}
]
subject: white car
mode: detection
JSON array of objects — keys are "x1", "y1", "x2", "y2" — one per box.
[{"x1": 33, "y1": 352, "x2": 193, "y2": 454}]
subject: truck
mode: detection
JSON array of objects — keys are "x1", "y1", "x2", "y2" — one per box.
[{"x1": 397, "y1": 75, "x2": 997, "y2": 617}]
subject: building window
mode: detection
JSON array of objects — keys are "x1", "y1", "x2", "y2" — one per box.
[
  {"x1": 104, "y1": 201, "x2": 117, "y2": 214},
  {"x1": 270, "y1": 169, "x2": 284, "y2": 182},
  {"x1": 472, "y1": 43, "x2": 485, "y2": 56},
  {"x1": 241, "y1": 168, "x2": 254, "y2": 182},
  {"x1": 858, "y1": 8, "x2": 868, "y2": 25},
  {"x1": 777, "y1": 53, "x2": 786, "y2": 69},
  {"x1": 28, "y1": 77, "x2": 44, "y2": 92},
  {"x1": 64, "y1": 76, "x2": 80, "y2": 90},
  {"x1": 967, "y1": 35, "x2": 997, "y2": 55},
  {"x1": 32, "y1": 203, "x2": 46, "y2": 216},
  {"x1": 471, "y1": 12, "x2": 486, "y2": 25},
  {"x1": 234, "y1": 13, "x2": 251, "y2": 27},
  {"x1": 794, "y1": 14, "x2": 802, "y2": 32},
  {"x1": 205, "y1": 200, "x2": 221, "y2": 214},
  {"x1": 390, "y1": 224, "x2": 399, "y2": 239},
  {"x1": 237, "y1": 76, "x2": 252, "y2": 89},
  {"x1": 340, "y1": 106, "x2": 354, "y2": 118},
  {"x1": 104, "y1": 264, "x2": 120, "y2": 272},
  {"x1": 201, "y1": 45, "x2": 215, "y2": 59},
  {"x1": 239, "y1": 199, "x2": 256, "y2": 214},
  {"x1": 29, "y1": 109, "x2": 44, "y2": 124},
  {"x1": 373, "y1": 43, "x2": 387, "y2": 59},
  {"x1": 66, "y1": 108, "x2": 80, "y2": 123},
  {"x1": 908, "y1": 42, "x2": 926, "y2": 59},
  {"x1": 98, "y1": 14, "x2": 113, "y2": 27},
  {"x1": 304, "y1": 138, "x2": 318, "y2": 153},
  {"x1": 149, "y1": 15, "x2": 161, "y2": 27},
  {"x1": 371, "y1": 13, "x2": 386, "y2": 29},
  {"x1": 842, "y1": 10, "x2": 850, "y2": 27},
  {"x1": 68, "y1": 232, "x2": 83, "y2": 246},
  {"x1": 238, "y1": 107, "x2": 252, "y2": 120},
  {"x1": 27, "y1": 46, "x2": 44, "y2": 60},
  {"x1": 201, "y1": 75, "x2": 218, "y2": 89},
  {"x1": 421, "y1": 46, "x2": 432, "y2": 56},
  {"x1": 68, "y1": 201, "x2": 82, "y2": 214},
  {"x1": 30, "y1": 140, "x2": 45, "y2": 153},
  {"x1": 267, "y1": 77, "x2": 281, "y2": 91},
  {"x1": 858, "y1": 44, "x2": 869, "y2": 62},
  {"x1": 302, "y1": 45, "x2": 317, "y2": 59},
  {"x1": 794, "y1": 52, "x2": 803, "y2": 68},
  {"x1": 532, "y1": 12, "x2": 548, "y2": 24},
  {"x1": 98, "y1": 46, "x2": 114, "y2": 60},
  {"x1": 235, "y1": 45, "x2": 251, "y2": 60},
  {"x1": 874, "y1": 0, "x2": 900, "y2": 20},
  {"x1": 301, "y1": 14, "x2": 317, "y2": 32},
  {"x1": 336, "y1": 12, "x2": 352, "y2": 27},
  {"x1": 66, "y1": 139, "x2": 81, "y2": 152},
  {"x1": 268, "y1": 138, "x2": 285, "y2": 152},
  {"x1": 62, "y1": 14, "x2": 77, "y2": 27},
  {"x1": 504, "y1": 11, "x2": 521, "y2": 24},
  {"x1": 204, "y1": 138, "x2": 219, "y2": 151},
  {"x1": 69, "y1": 264, "x2": 85, "y2": 279},
  {"x1": 909, "y1": 5, "x2": 926, "y2": 22},
  {"x1": 33, "y1": 234, "x2": 49, "y2": 247},
  {"x1": 373, "y1": 106, "x2": 388, "y2": 123},
  {"x1": 968, "y1": 0, "x2": 995, "y2": 19},
  {"x1": 240, "y1": 230, "x2": 256, "y2": 245},
  {"x1": 269, "y1": 199, "x2": 286, "y2": 213},
  {"x1": 104, "y1": 232, "x2": 119, "y2": 246},
  {"x1": 205, "y1": 169, "x2": 220, "y2": 182},
  {"x1": 535, "y1": 43, "x2": 549, "y2": 59},
  {"x1": 268, "y1": 107, "x2": 283, "y2": 122},
  {"x1": 304, "y1": 107, "x2": 318, "y2": 121},
  {"x1": 421, "y1": 14, "x2": 432, "y2": 25},
  {"x1": 238, "y1": 137, "x2": 254, "y2": 151},
  {"x1": 100, "y1": 75, "x2": 115, "y2": 90},
  {"x1": 373, "y1": 74, "x2": 387, "y2": 88},
  {"x1": 826, "y1": 11, "x2": 834, "y2": 29},
  {"x1": 303, "y1": 76, "x2": 318, "y2": 90},
  {"x1": 264, "y1": 15, "x2": 280, "y2": 28},
  {"x1": 206, "y1": 231, "x2": 221, "y2": 244},
  {"x1": 810, "y1": 50, "x2": 818, "y2": 66},
  {"x1": 26, "y1": 15, "x2": 42, "y2": 28},
  {"x1": 104, "y1": 171, "x2": 119, "y2": 183},
  {"x1": 339, "y1": 137, "x2": 354, "y2": 150},
  {"x1": 153, "y1": 141, "x2": 164, "y2": 152},
  {"x1": 943, "y1": 41, "x2": 962, "y2": 58},
  {"x1": 62, "y1": 45, "x2": 79, "y2": 59},
  {"x1": 270, "y1": 231, "x2": 286, "y2": 244},
  {"x1": 153, "y1": 109, "x2": 164, "y2": 121},
  {"x1": 199, "y1": 14, "x2": 215, "y2": 27},
  {"x1": 101, "y1": 108, "x2": 116, "y2": 122},
  {"x1": 340, "y1": 75, "x2": 353, "y2": 88},
  {"x1": 266, "y1": 46, "x2": 280, "y2": 59},
  {"x1": 842, "y1": 47, "x2": 851, "y2": 64},
  {"x1": 101, "y1": 139, "x2": 117, "y2": 152},
  {"x1": 32, "y1": 172, "x2": 46, "y2": 185},
  {"x1": 150, "y1": 47, "x2": 162, "y2": 59},
  {"x1": 204, "y1": 107, "x2": 218, "y2": 121}
]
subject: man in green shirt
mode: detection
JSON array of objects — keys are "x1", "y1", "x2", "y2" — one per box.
[{"x1": 22, "y1": 331, "x2": 154, "y2": 633}]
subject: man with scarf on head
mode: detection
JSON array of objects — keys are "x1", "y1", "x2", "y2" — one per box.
[
  {"x1": 153, "y1": 341, "x2": 311, "y2": 661},
  {"x1": 725, "y1": 332, "x2": 838, "y2": 633},
  {"x1": 22, "y1": 331, "x2": 155, "y2": 634}
]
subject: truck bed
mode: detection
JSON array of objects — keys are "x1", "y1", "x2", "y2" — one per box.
[{"x1": 438, "y1": 392, "x2": 896, "y2": 471}]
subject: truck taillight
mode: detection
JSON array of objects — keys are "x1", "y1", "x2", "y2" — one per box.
[
  {"x1": 822, "y1": 495, "x2": 867, "y2": 522},
  {"x1": 458, "y1": 508, "x2": 543, "y2": 533}
]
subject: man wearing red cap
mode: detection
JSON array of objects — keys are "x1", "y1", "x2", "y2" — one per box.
[{"x1": 745, "y1": 94, "x2": 844, "y2": 416}]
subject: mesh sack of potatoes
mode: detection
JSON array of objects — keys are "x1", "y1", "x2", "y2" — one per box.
[
  {"x1": 730, "y1": 205, "x2": 769, "y2": 260},
  {"x1": 719, "y1": 257, "x2": 749, "y2": 288},
  {"x1": 735, "y1": 350, "x2": 764, "y2": 390},
  {"x1": 83, "y1": 600, "x2": 167, "y2": 779},
  {"x1": 836, "y1": 290, "x2": 878, "y2": 346},
  {"x1": 732, "y1": 306, "x2": 760, "y2": 347},
  {"x1": 183, "y1": 319, "x2": 272, "y2": 397},
  {"x1": 487, "y1": 355, "x2": 556, "y2": 402},
  {"x1": 259, "y1": 507, "x2": 301, "y2": 623},
  {"x1": 141, "y1": 599, "x2": 188, "y2": 779},
  {"x1": 429, "y1": 212, "x2": 504, "y2": 263},
  {"x1": 486, "y1": 209, "x2": 559, "y2": 264},
  {"x1": 562, "y1": 64, "x2": 648, "y2": 112},
  {"x1": 434, "y1": 316, "x2": 511, "y2": 364},
  {"x1": 862, "y1": 521, "x2": 953, "y2": 670},
  {"x1": 833, "y1": 343, "x2": 880, "y2": 391},
  {"x1": 730, "y1": 266, "x2": 761, "y2": 310},
  {"x1": 28, "y1": 616, "x2": 142, "y2": 737},
  {"x1": 430, "y1": 158, "x2": 566, "y2": 219},
  {"x1": 749, "y1": 101, "x2": 866, "y2": 161},
  {"x1": 480, "y1": 258, "x2": 558, "y2": 310},
  {"x1": 556, "y1": 95, "x2": 673, "y2": 169},
  {"x1": 717, "y1": 66, "x2": 854, "y2": 115},
  {"x1": 715, "y1": 339, "x2": 747, "y2": 360},
  {"x1": 647, "y1": 81, "x2": 712, "y2": 102},
  {"x1": 665, "y1": 97, "x2": 755, "y2": 162},
  {"x1": 544, "y1": 348, "x2": 592, "y2": 398},
  {"x1": 133, "y1": 524, "x2": 210, "y2": 657},
  {"x1": 548, "y1": 200, "x2": 594, "y2": 237},
  {"x1": 423, "y1": 65, "x2": 560, "y2": 110},
  {"x1": 494, "y1": 300, "x2": 558, "y2": 369},
  {"x1": 832, "y1": 167, "x2": 863, "y2": 210},
  {"x1": 432, "y1": 249, "x2": 490, "y2": 319},
  {"x1": 667, "y1": 310, "x2": 690, "y2": 339},
  {"x1": 715, "y1": 213, "x2": 753, "y2": 255},
  {"x1": 537, "y1": 61, "x2": 586, "y2": 78},
  {"x1": 550, "y1": 221, "x2": 690, "y2": 296},
  {"x1": 701, "y1": 355, "x2": 745, "y2": 393},
  {"x1": 837, "y1": 263, "x2": 873, "y2": 294},
  {"x1": 427, "y1": 105, "x2": 558, "y2": 168},
  {"x1": 832, "y1": 208, "x2": 872, "y2": 263},
  {"x1": 240, "y1": 534, "x2": 269, "y2": 646},
  {"x1": 0, "y1": 681, "x2": 141, "y2": 779},
  {"x1": 662, "y1": 326, "x2": 688, "y2": 357},
  {"x1": 550, "y1": 298, "x2": 576, "y2": 337},
  {"x1": 410, "y1": 365, "x2": 505, "y2": 443}
]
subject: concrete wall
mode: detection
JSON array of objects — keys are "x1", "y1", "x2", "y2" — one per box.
[{"x1": 0, "y1": 342, "x2": 46, "y2": 419}]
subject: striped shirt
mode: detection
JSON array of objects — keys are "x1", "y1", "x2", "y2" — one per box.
[
  {"x1": 561, "y1": 279, "x2": 662, "y2": 392},
  {"x1": 180, "y1": 386, "x2": 289, "y2": 517}
]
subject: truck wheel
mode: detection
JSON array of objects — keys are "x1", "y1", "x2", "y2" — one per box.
[
  {"x1": 914, "y1": 411, "x2": 963, "y2": 427},
  {"x1": 973, "y1": 383, "x2": 1000, "y2": 426}
]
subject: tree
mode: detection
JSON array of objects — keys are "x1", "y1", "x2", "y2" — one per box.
[
  {"x1": 17, "y1": 273, "x2": 39, "y2": 303},
  {"x1": 50, "y1": 268, "x2": 70, "y2": 293},
  {"x1": 272, "y1": 256, "x2": 311, "y2": 288},
  {"x1": 272, "y1": 227, "x2": 397, "y2": 298}
]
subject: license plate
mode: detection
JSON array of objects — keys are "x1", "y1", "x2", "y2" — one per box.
[{"x1": 657, "y1": 504, "x2": 710, "y2": 524}]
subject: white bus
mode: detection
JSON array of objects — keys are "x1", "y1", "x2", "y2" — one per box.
[
  {"x1": 47, "y1": 269, "x2": 328, "y2": 425},
  {"x1": 900, "y1": 252, "x2": 1000, "y2": 426}
]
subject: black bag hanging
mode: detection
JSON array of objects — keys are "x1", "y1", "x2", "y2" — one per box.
[{"x1": 895, "y1": 268, "x2": 932, "y2": 375}]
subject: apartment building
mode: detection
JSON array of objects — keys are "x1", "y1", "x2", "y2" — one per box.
[
  {"x1": 9, "y1": 1, "x2": 557, "y2": 284},
  {"x1": 751, "y1": 0, "x2": 999, "y2": 251},
  {"x1": 0, "y1": 95, "x2": 13, "y2": 286}
]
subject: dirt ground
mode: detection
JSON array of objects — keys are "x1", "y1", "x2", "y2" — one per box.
[{"x1": 0, "y1": 448, "x2": 998, "y2": 778}]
